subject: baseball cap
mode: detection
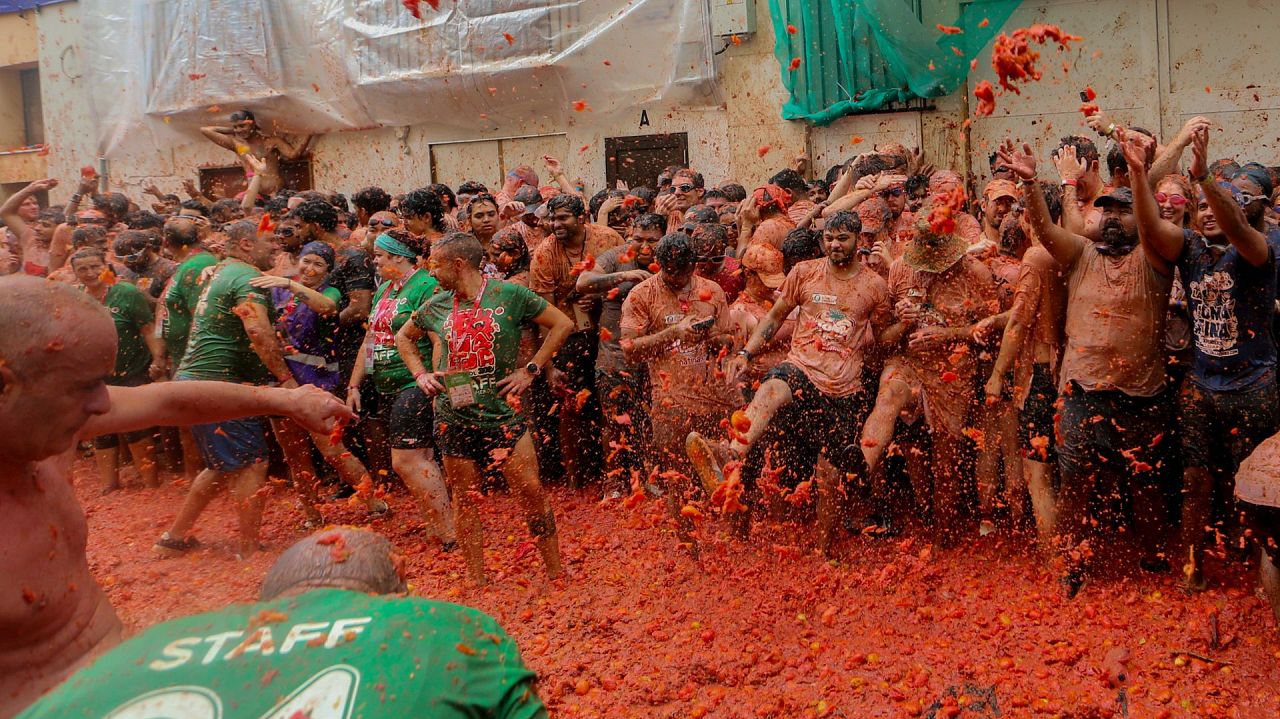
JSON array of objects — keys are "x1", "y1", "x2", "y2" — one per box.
[
  {"x1": 983, "y1": 179, "x2": 1019, "y2": 201},
  {"x1": 1093, "y1": 186, "x2": 1134, "y2": 208},
  {"x1": 857, "y1": 197, "x2": 890, "y2": 234},
  {"x1": 740, "y1": 244, "x2": 787, "y2": 288}
]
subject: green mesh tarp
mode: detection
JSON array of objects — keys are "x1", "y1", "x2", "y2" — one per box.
[{"x1": 768, "y1": 0, "x2": 1022, "y2": 125}]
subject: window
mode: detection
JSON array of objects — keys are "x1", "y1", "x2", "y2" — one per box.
[
  {"x1": 604, "y1": 133, "x2": 689, "y2": 191},
  {"x1": 20, "y1": 68, "x2": 41, "y2": 146}
]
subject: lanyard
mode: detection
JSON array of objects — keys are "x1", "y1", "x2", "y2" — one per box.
[{"x1": 447, "y1": 279, "x2": 487, "y2": 370}]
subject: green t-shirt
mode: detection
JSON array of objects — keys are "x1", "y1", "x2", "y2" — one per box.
[
  {"x1": 411, "y1": 280, "x2": 548, "y2": 429},
  {"x1": 101, "y1": 281, "x2": 154, "y2": 385},
  {"x1": 15, "y1": 588, "x2": 547, "y2": 719},
  {"x1": 177, "y1": 260, "x2": 275, "y2": 384},
  {"x1": 162, "y1": 251, "x2": 218, "y2": 361},
  {"x1": 369, "y1": 269, "x2": 438, "y2": 396}
]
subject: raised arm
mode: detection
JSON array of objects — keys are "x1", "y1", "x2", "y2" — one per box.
[
  {"x1": 81, "y1": 382, "x2": 354, "y2": 439},
  {"x1": 241, "y1": 155, "x2": 266, "y2": 211},
  {"x1": 1121, "y1": 129, "x2": 1184, "y2": 270},
  {"x1": 1147, "y1": 116, "x2": 1206, "y2": 186},
  {"x1": 0, "y1": 178, "x2": 56, "y2": 255},
  {"x1": 200, "y1": 126, "x2": 239, "y2": 152},
  {"x1": 1189, "y1": 126, "x2": 1270, "y2": 267},
  {"x1": 997, "y1": 139, "x2": 1085, "y2": 267},
  {"x1": 270, "y1": 133, "x2": 313, "y2": 161},
  {"x1": 1052, "y1": 146, "x2": 1088, "y2": 236},
  {"x1": 543, "y1": 155, "x2": 582, "y2": 198}
]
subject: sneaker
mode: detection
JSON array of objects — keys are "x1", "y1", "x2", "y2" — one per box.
[
  {"x1": 153, "y1": 533, "x2": 199, "y2": 558},
  {"x1": 686, "y1": 432, "x2": 726, "y2": 497}
]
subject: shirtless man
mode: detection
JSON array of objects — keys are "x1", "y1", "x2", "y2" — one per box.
[
  {"x1": 201, "y1": 110, "x2": 311, "y2": 196},
  {"x1": 0, "y1": 275, "x2": 353, "y2": 718}
]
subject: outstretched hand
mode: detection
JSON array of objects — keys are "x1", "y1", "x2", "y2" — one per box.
[
  {"x1": 284, "y1": 384, "x2": 357, "y2": 434},
  {"x1": 1189, "y1": 126, "x2": 1210, "y2": 181},
  {"x1": 1115, "y1": 128, "x2": 1153, "y2": 176},
  {"x1": 995, "y1": 139, "x2": 1037, "y2": 181},
  {"x1": 1051, "y1": 145, "x2": 1084, "y2": 183}
]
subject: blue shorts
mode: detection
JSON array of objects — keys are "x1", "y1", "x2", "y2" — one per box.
[{"x1": 176, "y1": 375, "x2": 271, "y2": 472}]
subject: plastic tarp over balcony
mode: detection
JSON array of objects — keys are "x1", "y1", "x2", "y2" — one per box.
[{"x1": 79, "y1": 0, "x2": 717, "y2": 158}]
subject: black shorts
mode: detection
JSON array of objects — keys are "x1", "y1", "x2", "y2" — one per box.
[
  {"x1": 1058, "y1": 382, "x2": 1171, "y2": 482},
  {"x1": 383, "y1": 386, "x2": 436, "y2": 452},
  {"x1": 435, "y1": 419, "x2": 526, "y2": 469},
  {"x1": 753, "y1": 362, "x2": 872, "y2": 476},
  {"x1": 551, "y1": 329, "x2": 598, "y2": 392},
  {"x1": 1179, "y1": 378, "x2": 1278, "y2": 472},
  {"x1": 1242, "y1": 501, "x2": 1280, "y2": 565},
  {"x1": 1019, "y1": 363, "x2": 1058, "y2": 462}
]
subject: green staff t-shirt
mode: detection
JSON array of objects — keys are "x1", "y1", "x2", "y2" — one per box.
[
  {"x1": 369, "y1": 269, "x2": 437, "y2": 396},
  {"x1": 177, "y1": 260, "x2": 275, "y2": 385},
  {"x1": 100, "y1": 281, "x2": 154, "y2": 385},
  {"x1": 411, "y1": 280, "x2": 547, "y2": 429},
  {"x1": 162, "y1": 251, "x2": 218, "y2": 362},
  {"x1": 16, "y1": 588, "x2": 546, "y2": 719}
]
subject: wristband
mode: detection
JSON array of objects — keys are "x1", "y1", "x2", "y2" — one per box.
[
  {"x1": 1193, "y1": 173, "x2": 1212, "y2": 186},
  {"x1": 738, "y1": 348, "x2": 753, "y2": 361},
  {"x1": 1061, "y1": 179, "x2": 1078, "y2": 187},
  {"x1": 70, "y1": 192, "x2": 83, "y2": 202},
  {"x1": 1103, "y1": 123, "x2": 1116, "y2": 137},
  {"x1": 346, "y1": 384, "x2": 359, "y2": 393},
  {"x1": 413, "y1": 369, "x2": 428, "y2": 380}
]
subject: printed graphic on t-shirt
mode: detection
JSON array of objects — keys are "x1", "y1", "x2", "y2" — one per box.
[
  {"x1": 445, "y1": 306, "x2": 506, "y2": 379},
  {"x1": 812, "y1": 308, "x2": 854, "y2": 355},
  {"x1": 1189, "y1": 270, "x2": 1239, "y2": 357}
]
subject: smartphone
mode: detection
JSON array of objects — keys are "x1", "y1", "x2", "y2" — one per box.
[{"x1": 691, "y1": 316, "x2": 715, "y2": 332}]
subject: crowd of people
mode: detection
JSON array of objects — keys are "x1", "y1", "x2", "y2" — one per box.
[{"x1": 3, "y1": 109, "x2": 1279, "y2": 619}]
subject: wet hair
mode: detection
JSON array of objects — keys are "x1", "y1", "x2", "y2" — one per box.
[
  {"x1": 70, "y1": 226, "x2": 108, "y2": 249},
  {"x1": 658, "y1": 164, "x2": 682, "y2": 185},
  {"x1": 769, "y1": 168, "x2": 808, "y2": 196},
  {"x1": 685, "y1": 206, "x2": 720, "y2": 225},
  {"x1": 703, "y1": 188, "x2": 729, "y2": 203},
  {"x1": 691, "y1": 222, "x2": 729, "y2": 256},
  {"x1": 163, "y1": 217, "x2": 201, "y2": 249},
  {"x1": 850, "y1": 154, "x2": 892, "y2": 182},
  {"x1": 905, "y1": 173, "x2": 931, "y2": 197},
  {"x1": 512, "y1": 186, "x2": 542, "y2": 206},
  {"x1": 781, "y1": 228, "x2": 823, "y2": 269},
  {"x1": 399, "y1": 187, "x2": 446, "y2": 230},
  {"x1": 432, "y1": 231, "x2": 485, "y2": 269},
  {"x1": 718, "y1": 183, "x2": 747, "y2": 202},
  {"x1": 466, "y1": 193, "x2": 500, "y2": 217},
  {"x1": 588, "y1": 189, "x2": 612, "y2": 219},
  {"x1": 263, "y1": 196, "x2": 290, "y2": 216},
  {"x1": 377, "y1": 227, "x2": 422, "y2": 258},
  {"x1": 93, "y1": 192, "x2": 130, "y2": 222},
  {"x1": 69, "y1": 247, "x2": 107, "y2": 268},
  {"x1": 457, "y1": 180, "x2": 488, "y2": 196},
  {"x1": 1055, "y1": 135, "x2": 1100, "y2": 167},
  {"x1": 1209, "y1": 158, "x2": 1241, "y2": 181},
  {"x1": 179, "y1": 200, "x2": 209, "y2": 217},
  {"x1": 632, "y1": 212, "x2": 666, "y2": 233},
  {"x1": 37, "y1": 208, "x2": 64, "y2": 225},
  {"x1": 113, "y1": 229, "x2": 158, "y2": 255},
  {"x1": 988, "y1": 152, "x2": 1004, "y2": 173},
  {"x1": 225, "y1": 219, "x2": 258, "y2": 245},
  {"x1": 328, "y1": 193, "x2": 349, "y2": 213},
  {"x1": 125, "y1": 210, "x2": 164, "y2": 231},
  {"x1": 630, "y1": 186, "x2": 657, "y2": 206},
  {"x1": 229, "y1": 109, "x2": 256, "y2": 123},
  {"x1": 259, "y1": 529, "x2": 405, "y2": 601},
  {"x1": 290, "y1": 199, "x2": 339, "y2": 232},
  {"x1": 161, "y1": 193, "x2": 181, "y2": 204},
  {"x1": 210, "y1": 199, "x2": 242, "y2": 223},
  {"x1": 823, "y1": 210, "x2": 862, "y2": 234},
  {"x1": 427, "y1": 183, "x2": 457, "y2": 211},
  {"x1": 673, "y1": 169, "x2": 705, "y2": 190},
  {"x1": 1106, "y1": 127, "x2": 1156, "y2": 177},
  {"x1": 352, "y1": 186, "x2": 392, "y2": 215},
  {"x1": 824, "y1": 164, "x2": 845, "y2": 187},
  {"x1": 656, "y1": 232, "x2": 696, "y2": 271},
  {"x1": 808, "y1": 179, "x2": 829, "y2": 195},
  {"x1": 491, "y1": 228, "x2": 530, "y2": 276},
  {"x1": 546, "y1": 193, "x2": 586, "y2": 217}
]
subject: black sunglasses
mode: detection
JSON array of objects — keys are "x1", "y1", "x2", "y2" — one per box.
[
  {"x1": 880, "y1": 187, "x2": 905, "y2": 197},
  {"x1": 276, "y1": 227, "x2": 296, "y2": 237},
  {"x1": 674, "y1": 183, "x2": 697, "y2": 193},
  {"x1": 368, "y1": 218, "x2": 397, "y2": 228}
]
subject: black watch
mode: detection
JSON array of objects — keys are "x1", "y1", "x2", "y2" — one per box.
[
  {"x1": 737, "y1": 348, "x2": 753, "y2": 361},
  {"x1": 525, "y1": 361, "x2": 541, "y2": 376}
]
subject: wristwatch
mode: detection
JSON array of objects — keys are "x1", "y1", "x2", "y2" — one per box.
[
  {"x1": 737, "y1": 348, "x2": 753, "y2": 361},
  {"x1": 525, "y1": 361, "x2": 542, "y2": 376}
]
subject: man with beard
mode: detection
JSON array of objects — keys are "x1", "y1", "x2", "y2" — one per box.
[
  {"x1": 529, "y1": 194, "x2": 622, "y2": 486},
  {"x1": 622, "y1": 233, "x2": 738, "y2": 553},
  {"x1": 692, "y1": 211, "x2": 897, "y2": 551},
  {"x1": 200, "y1": 109, "x2": 311, "y2": 196},
  {"x1": 977, "y1": 179, "x2": 1020, "y2": 253},
  {"x1": 998, "y1": 138, "x2": 1174, "y2": 597},
  {"x1": 112, "y1": 231, "x2": 176, "y2": 305},
  {"x1": 1126, "y1": 125, "x2": 1278, "y2": 590}
]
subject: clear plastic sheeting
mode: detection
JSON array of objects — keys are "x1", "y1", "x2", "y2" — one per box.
[{"x1": 79, "y1": 0, "x2": 717, "y2": 159}]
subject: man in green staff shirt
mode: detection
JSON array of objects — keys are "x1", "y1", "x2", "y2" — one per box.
[
  {"x1": 16, "y1": 528, "x2": 548, "y2": 719},
  {"x1": 396, "y1": 232, "x2": 573, "y2": 585}
]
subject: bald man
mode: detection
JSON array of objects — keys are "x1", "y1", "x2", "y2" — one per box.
[
  {"x1": 0, "y1": 275, "x2": 354, "y2": 718},
  {"x1": 16, "y1": 529, "x2": 548, "y2": 719}
]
